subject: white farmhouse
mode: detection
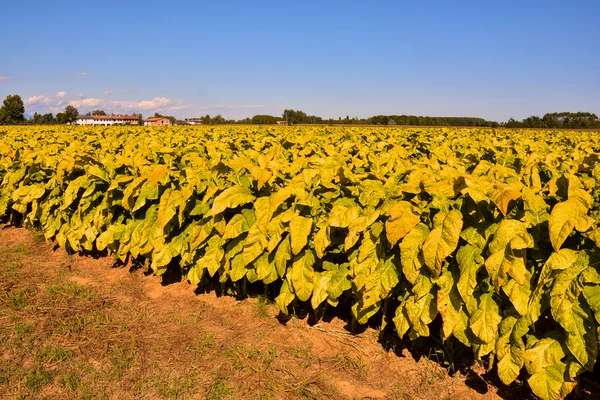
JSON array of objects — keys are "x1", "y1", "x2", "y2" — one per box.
[{"x1": 76, "y1": 115, "x2": 139, "y2": 125}]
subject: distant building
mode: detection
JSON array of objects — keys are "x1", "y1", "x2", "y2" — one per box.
[
  {"x1": 76, "y1": 115, "x2": 139, "y2": 125},
  {"x1": 276, "y1": 120, "x2": 288, "y2": 125},
  {"x1": 185, "y1": 118, "x2": 203, "y2": 125},
  {"x1": 144, "y1": 117, "x2": 171, "y2": 126}
]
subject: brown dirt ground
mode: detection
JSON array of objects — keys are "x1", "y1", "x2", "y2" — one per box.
[{"x1": 0, "y1": 225, "x2": 536, "y2": 399}]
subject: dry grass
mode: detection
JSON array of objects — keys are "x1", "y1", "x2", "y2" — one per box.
[{"x1": 0, "y1": 225, "x2": 508, "y2": 400}]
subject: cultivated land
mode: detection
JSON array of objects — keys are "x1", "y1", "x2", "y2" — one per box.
[
  {"x1": 0, "y1": 225, "x2": 508, "y2": 399},
  {"x1": 1, "y1": 125, "x2": 600, "y2": 399}
]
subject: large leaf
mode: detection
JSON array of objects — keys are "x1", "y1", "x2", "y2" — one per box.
[
  {"x1": 211, "y1": 186, "x2": 255, "y2": 216},
  {"x1": 290, "y1": 249, "x2": 316, "y2": 302},
  {"x1": 385, "y1": 201, "x2": 420, "y2": 247},
  {"x1": 290, "y1": 215, "x2": 312, "y2": 256},
  {"x1": 422, "y1": 209, "x2": 463, "y2": 277}
]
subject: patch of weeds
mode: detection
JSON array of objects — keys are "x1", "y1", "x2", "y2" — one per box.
[
  {"x1": 110, "y1": 345, "x2": 136, "y2": 379},
  {"x1": 0, "y1": 367, "x2": 9, "y2": 385},
  {"x1": 60, "y1": 372, "x2": 81, "y2": 391},
  {"x1": 7, "y1": 287, "x2": 38, "y2": 310},
  {"x1": 12, "y1": 244, "x2": 29, "y2": 256},
  {"x1": 427, "y1": 347, "x2": 456, "y2": 375},
  {"x1": 14, "y1": 322, "x2": 33, "y2": 339},
  {"x1": 292, "y1": 373, "x2": 332, "y2": 399},
  {"x1": 198, "y1": 332, "x2": 215, "y2": 350},
  {"x1": 24, "y1": 366, "x2": 53, "y2": 393},
  {"x1": 55, "y1": 311, "x2": 110, "y2": 334},
  {"x1": 55, "y1": 315, "x2": 86, "y2": 334},
  {"x1": 47, "y1": 281, "x2": 98, "y2": 301},
  {"x1": 1, "y1": 261, "x2": 23, "y2": 279},
  {"x1": 288, "y1": 345, "x2": 312, "y2": 368},
  {"x1": 227, "y1": 344, "x2": 278, "y2": 372},
  {"x1": 254, "y1": 295, "x2": 272, "y2": 319},
  {"x1": 32, "y1": 232, "x2": 46, "y2": 244},
  {"x1": 206, "y1": 375, "x2": 232, "y2": 400},
  {"x1": 36, "y1": 345, "x2": 74, "y2": 363},
  {"x1": 339, "y1": 352, "x2": 365, "y2": 372},
  {"x1": 157, "y1": 374, "x2": 196, "y2": 399}
]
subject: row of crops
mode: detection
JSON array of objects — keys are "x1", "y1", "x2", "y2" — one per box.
[{"x1": 1, "y1": 125, "x2": 600, "y2": 399}]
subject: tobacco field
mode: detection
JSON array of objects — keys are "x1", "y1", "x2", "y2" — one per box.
[{"x1": 1, "y1": 125, "x2": 600, "y2": 399}]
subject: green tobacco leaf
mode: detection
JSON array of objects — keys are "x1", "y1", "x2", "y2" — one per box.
[
  {"x1": 423, "y1": 209, "x2": 463, "y2": 277},
  {"x1": 485, "y1": 219, "x2": 533, "y2": 290},
  {"x1": 314, "y1": 224, "x2": 331, "y2": 258},
  {"x1": 290, "y1": 214, "x2": 312, "y2": 256},
  {"x1": 400, "y1": 223, "x2": 429, "y2": 285},
  {"x1": 503, "y1": 273, "x2": 532, "y2": 316},
  {"x1": 345, "y1": 210, "x2": 380, "y2": 251},
  {"x1": 290, "y1": 249, "x2": 316, "y2": 302},
  {"x1": 273, "y1": 236, "x2": 292, "y2": 278},
  {"x1": 498, "y1": 345, "x2": 525, "y2": 385},
  {"x1": 393, "y1": 301, "x2": 411, "y2": 339},
  {"x1": 436, "y1": 267, "x2": 462, "y2": 341},
  {"x1": 385, "y1": 201, "x2": 420, "y2": 247},
  {"x1": 489, "y1": 189, "x2": 522, "y2": 217},
  {"x1": 255, "y1": 252, "x2": 277, "y2": 284},
  {"x1": 200, "y1": 236, "x2": 225, "y2": 277},
  {"x1": 528, "y1": 364, "x2": 566, "y2": 400},
  {"x1": 550, "y1": 252, "x2": 597, "y2": 370},
  {"x1": 157, "y1": 188, "x2": 183, "y2": 232},
  {"x1": 405, "y1": 292, "x2": 437, "y2": 339},
  {"x1": 548, "y1": 198, "x2": 594, "y2": 251},
  {"x1": 275, "y1": 280, "x2": 295, "y2": 314},
  {"x1": 456, "y1": 244, "x2": 484, "y2": 310},
  {"x1": 328, "y1": 204, "x2": 360, "y2": 228},
  {"x1": 243, "y1": 224, "x2": 268, "y2": 266},
  {"x1": 469, "y1": 292, "x2": 501, "y2": 344},
  {"x1": 325, "y1": 262, "x2": 351, "y2": 304},
  {"x1": 211, "y1": 186, "x2": 255, "y2": 216},
  {"x1": 311, "y1": 271, "x2": 332, "y2": 309},
  {"x1": 222, "y1": 212, "x2": 251, "y2": 240},
  {"x1": 496, "y1": 316, "x2": 525, "y2": 385}
]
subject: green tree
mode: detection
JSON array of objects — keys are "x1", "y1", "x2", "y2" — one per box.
[
  {"x1": 91, "y1": 110, "x2": 106, "y2": 116},
  {"x1": 0, "y1": 94, "x2": 25, "y2": 124},
  {"x1": 56, "y1": 105, "x2": 79, "y2": 124},
  {"x1": 138, "y1": 114, "x2": 143, "y2": 126},
  {"x1": 65, "y1": 105, "x2": 79, "y2": 123}
]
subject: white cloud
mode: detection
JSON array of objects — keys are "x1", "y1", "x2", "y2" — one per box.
[
  {"x1": 0, "y1": 76, "x2": 15, "y2": 82},
  {"x1": 25, "y1": 92, "x2": 195, "y2": 117},
  {"x1": 25, "y1": 95, "x2": 65, "y2": 108},
  {"x1": 104, "y1": 91, "x2": 113, "y2": 95}
]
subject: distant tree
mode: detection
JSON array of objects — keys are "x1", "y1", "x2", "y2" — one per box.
[
  {"x1": 55, "y1": 112, "x2": 67, "y2": 124},
  {"x1": 91, "y1": 110, "x2": 106, "y2": 116},
  {"x1": 32, "y1": 112, "x2": 42, "y2": 124},
  {"x1": 138, "y1": 114, "x2": 144, "y2": 126},
  {"x1": 283, "y1": 109, "x2": 312, "y2": 124},
  {"x1": 0, "y1": 94, "x2": 25, "y2": 124},
  {"x1": 212, "y1": 114, "x2": 225, "y2": 124},
  {"x1": 65, "y1": 105, "x2": 79, "y2": 123},
  {"x1": 251, "y1": 115, "x2": 281, "y2": 124},
  {"x1": 55, "y1": 105, "x2": 79, "y2": 124},
  {"x1": 201, "y1": 114, "x2": 212, "y2": 125}
]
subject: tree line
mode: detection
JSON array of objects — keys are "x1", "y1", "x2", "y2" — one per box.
[{"x1": 1, "y1": 94, "x2": 599, "y2": 129}]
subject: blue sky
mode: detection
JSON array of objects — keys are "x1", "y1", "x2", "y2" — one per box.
[{"x1": 1, "y1": 0, "x2": 599, "y2": 121}]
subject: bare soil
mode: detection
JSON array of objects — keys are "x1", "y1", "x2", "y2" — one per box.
[{"x1": 0, "y1": 225, "x2": 536, "y2": 399}]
